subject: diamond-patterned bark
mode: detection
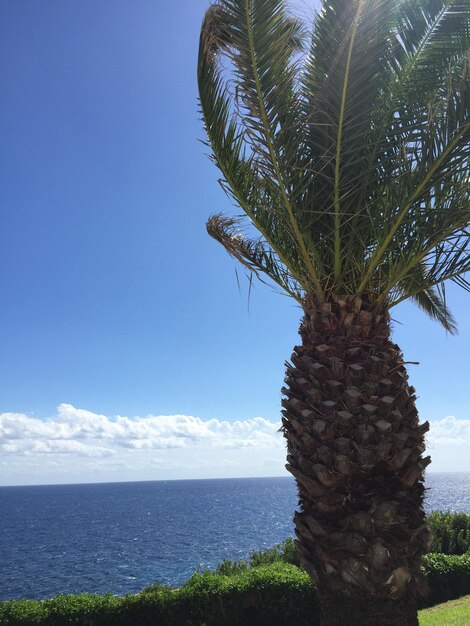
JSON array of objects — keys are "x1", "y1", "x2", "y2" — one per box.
[{"x1": 283, "y1": 297, "x2": 430, "y2": 625}]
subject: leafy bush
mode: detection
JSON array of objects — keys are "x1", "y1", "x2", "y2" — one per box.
[
  {"x1": 428, "y1": 512, "x2": 470, "y2": 555},
  {"x1": 0, "y1": 563, "x2": 318, "y2": 626},
  {"x1": 179, "y1": 563, "x2": 318, "y2": 625},
  {"x1": 249, "y1": 537, "x2": 300, "y2": 568},
  {"x1": 215, "y1": 537, "x2": 300, "y2": 576},
  {"x1": 3, "y1": 555, "x2": 470, "y2": 625},
  {"x1": 421, "y1": 553, "x2": 470, "y2": 607}
]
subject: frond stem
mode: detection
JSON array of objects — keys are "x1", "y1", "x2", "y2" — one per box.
[
  {"x1": 380, "y1": 224, "x2": 469, "y2": 300},
  {"x1": 352, "y1": 1, "x2": 454, "y2": 228},
  {"x1": 357, "y1": 125, "x2": 468, "y2": 294},
  {"x1": 198, "y1": 48, "x2": 306, "y2": 290},
  {"x1": 333, "y1": 0, "x2": 366, "y2": 281},
  {"x1": 244, "y1": 0, "x2": 324, "y2": 300}
]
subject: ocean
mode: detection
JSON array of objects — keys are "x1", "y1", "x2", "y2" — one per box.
[{"x1": 1, "y1": 473, "x2": 469, "y2": 601}]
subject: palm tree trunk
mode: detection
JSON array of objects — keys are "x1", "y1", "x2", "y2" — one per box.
[{"x1": 283, "y1": 296, "x2": 431, "y2": 626}]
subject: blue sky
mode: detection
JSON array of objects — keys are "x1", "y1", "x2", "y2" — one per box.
[{"x1": 0, "y1": 0, "x2": 469, "y2": 485}]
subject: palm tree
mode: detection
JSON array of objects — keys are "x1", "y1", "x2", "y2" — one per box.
[{"x1": 197, "y1": 0, "x2": 470, "y2": 623}]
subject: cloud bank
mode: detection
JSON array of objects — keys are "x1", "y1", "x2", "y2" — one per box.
[
  {"x1": 0, "y1": 404, "x2": 284, "y2": 484},
  {"x1": 0, "y1": 405, "x2": 468, "y2": 484},
  {"x1": 0, "y1": 404, "x2": 281, "y2": 456}
]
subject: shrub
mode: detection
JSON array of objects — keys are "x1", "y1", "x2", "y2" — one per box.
[
  {"x1": 3, "y1": 555, "x2": 470, "y2": 625},
  {"x1": 215, "y1": 537, "x2": 300, "y2": 576},
  {"x1": 421, "y1": 553, "x2": 470, "y2": 607},
  {"x1": 0, "y1": 564, "x2": 318, "y2": 626},
  {"x1": 249, "y1": 537, "x2": 300, "y2": 568},
  {"x1": 428, "y1": 512, "x2": 470, "y2": 555},
  {"x1": 179, "y1": 563, "x2": 318, "y2": 626}
]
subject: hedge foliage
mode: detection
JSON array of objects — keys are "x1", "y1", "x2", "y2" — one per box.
[
  {"x1": 422, "y1": 553, "x2": 470, "y2": 607},
  {"x1": 427, "y1": 511, "x2": 470, "y2": 555},
  {"x1": 0, "y1": 563, "x2": 318, "y2": 626},
  {"x1": 214, "y1": 537, "x2": 300, "y2": 576},
  {"x1": 3, "y1": 556, "x2": 470, "y2": 626},
  {"x1": 2, "y1": 513, "x2": 470, "y2": 625}
]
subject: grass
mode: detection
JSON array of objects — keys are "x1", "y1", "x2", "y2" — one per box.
[{"x1": 419, "y1": 595, "x2": 470, "y2": 625}]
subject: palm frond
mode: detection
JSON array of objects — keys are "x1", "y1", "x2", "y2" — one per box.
[
  {"x1": 198, "y1": 0, "x2": 325, "y2": 298},
  {"x1": 198, "y1": 5, "x2": 305, "y2": 286},
  {"x1": 411, "y1": 287, "x2": 457, "y2": 333},
  {"x1": 393, "y1": 0, "x2": 470, "y2": 99},
  {"x1": 358, "y1": 50, "x2": 470, "y2": 294},
  {"x1": 391, "y1": 262, "x2": 458, "y2": 332},
  {"x1": 199, "y1": 0, "x2": 470, "y2": 330},
  {"x1": 207, "y1": 213, "x2": 304, "y2": 301},
  {"x1": 303, "y1": 0, "x2": 398, "y2": 278}
]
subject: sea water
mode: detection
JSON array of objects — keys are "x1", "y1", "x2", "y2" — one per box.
[{"x1": 1, "y1": 473, "x2": 469, "y2": 600}]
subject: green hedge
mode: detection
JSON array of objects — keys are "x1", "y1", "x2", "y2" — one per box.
[
  {"x1": 214, "y1": 537, "x2": 300, "y2": 576},
  {"x1": 427, "y1": 512, "x2": 470, "y2": 555},
  {"x1": 0, "y1": 563, "x2": 318, "y2": 626},
  {"x1": 421, "y1": 553, "x2": 470, "y2": 607},
  {"x1": 3, "y1": 555, "x2": 470, "y2": 626}
]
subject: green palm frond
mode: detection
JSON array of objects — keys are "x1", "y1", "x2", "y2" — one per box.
[
  {"x1": 392, "y1": 262, "x2": 458, "y2": 332},
  {"x1": 198, "y1": 0, "x2": 470, "y2": 331},
  {"x1": 198, "y1": 5, "x2": 305, "y2": 286},
  {"x1": 411, "y1": 287, "x2": 457, "y2": 333},
  {"x1": 358, "y1": 51, "x2": 470, "y2": 294},
  {"x1": 394, "y1": 0, "x2": 470, "y2": 97},
  {"x1": 303, "y1": 0, "x2": 399, "y2": 278},
  {"x1": 198, "y1": 1, "x2": 322, "y2": 293}
]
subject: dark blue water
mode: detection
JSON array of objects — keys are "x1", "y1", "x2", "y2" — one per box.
[{"x1": 0, "y1": 474, "x2": 469, "y2": 601}]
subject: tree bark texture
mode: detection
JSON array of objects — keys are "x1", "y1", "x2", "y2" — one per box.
[{"x1": 282, "y1": 297, "x2": 431, "y2": 626}]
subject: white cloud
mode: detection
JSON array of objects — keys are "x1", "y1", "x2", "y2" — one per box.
[
  {"x1": 0, "y1": 404, "x2": 281, "y2": 456},
  {"x1": 1, "y1": 438, "x2": 113, "y2": 458},
  {"x1": 0, "y1": 406, "x2": 468, "y2": 484},
  {"x1": 427, "y1": 416, "x2": 470, "y2": 471},
  {"x1": 428, "y1": 415, "x2": 470, "y2": 447},
  {"x1": 0, "y1": 405, "x2": 285, "y2": 484}
]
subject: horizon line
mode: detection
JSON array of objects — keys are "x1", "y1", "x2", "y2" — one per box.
[{"x1": 0, "y1": 470, "x2": 466, "y2": 489}]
